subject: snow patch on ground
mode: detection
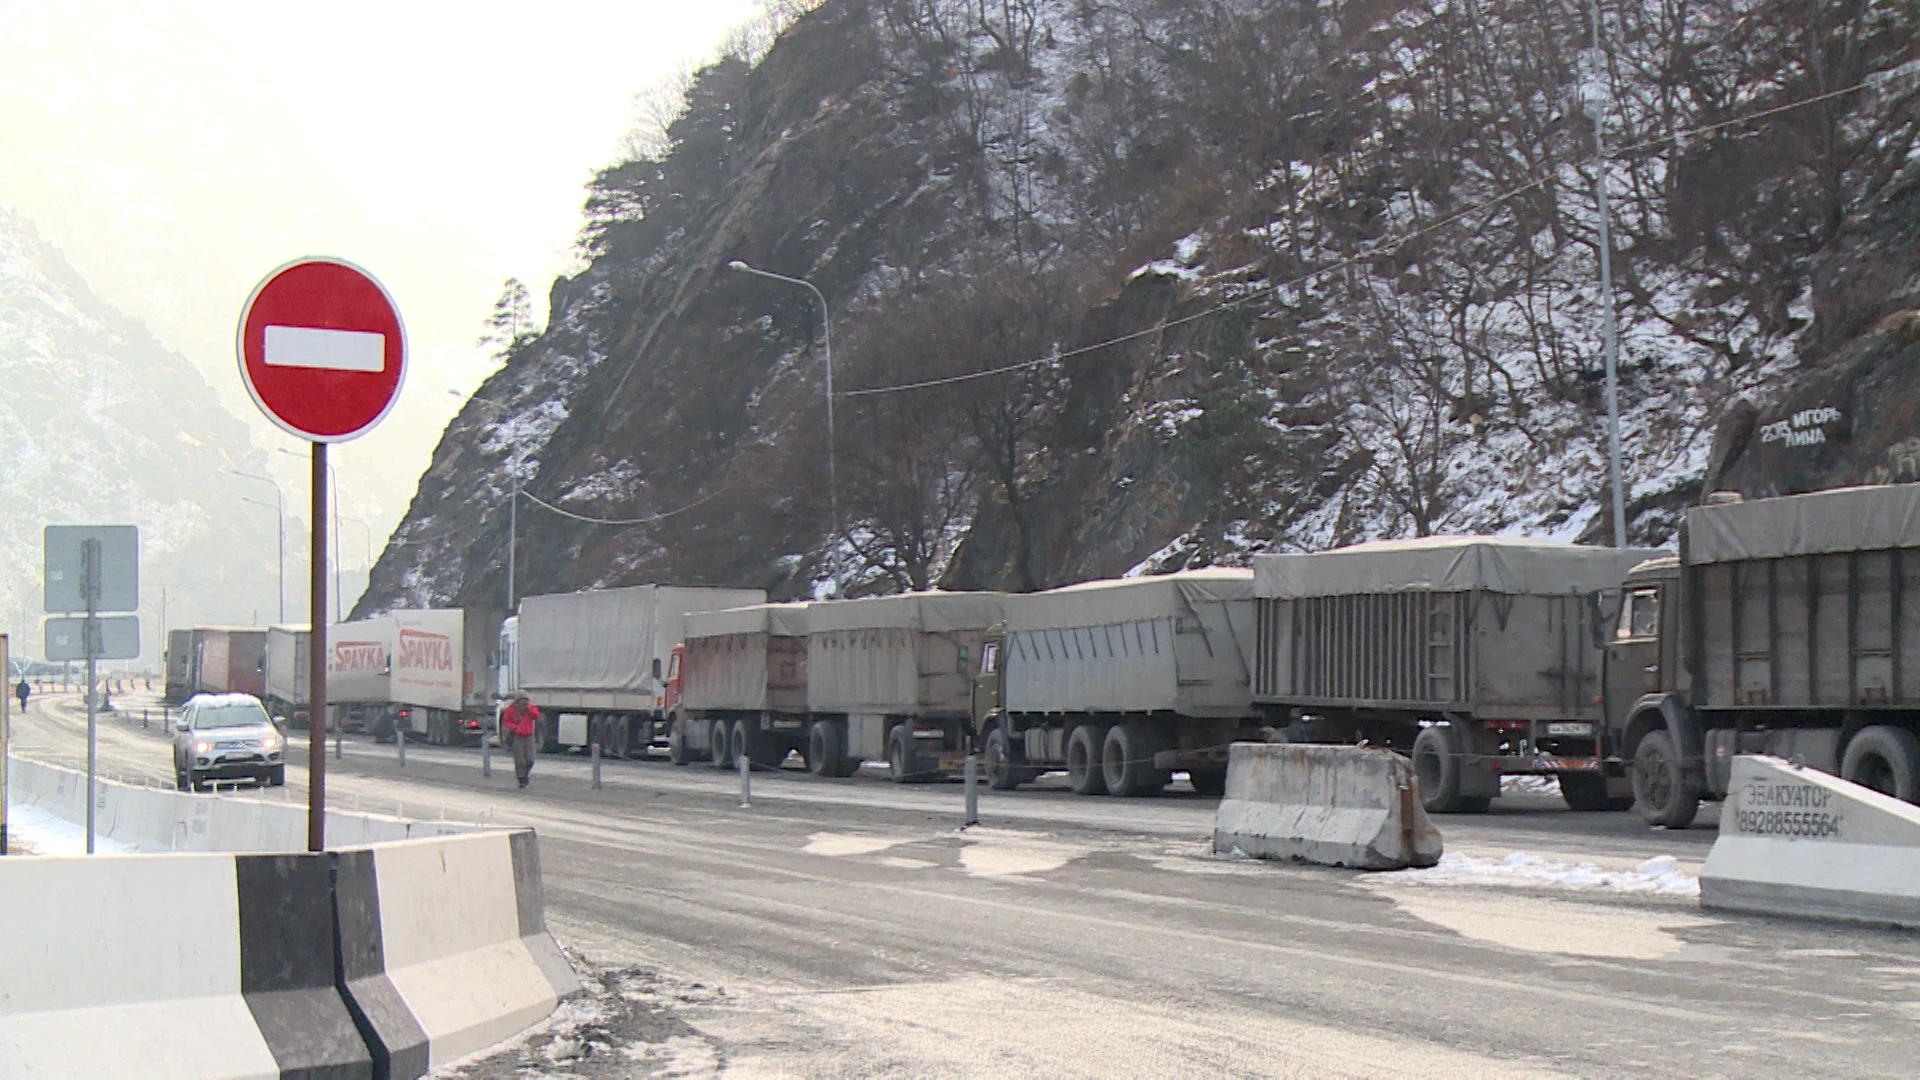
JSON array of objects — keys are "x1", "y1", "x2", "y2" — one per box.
[
  {"x1": 4, "y1": 801, "x2": 134, "y2": 855},
  {"x1": 1500, "y1": 774, "x2": 1563, "y2": 797},
  {"x1": 1388, "y1": 851, "x2": 1700, "y2": 897}
]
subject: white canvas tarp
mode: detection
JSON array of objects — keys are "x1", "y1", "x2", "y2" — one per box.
[
  {"x1": 685, "y1": 602, "x2": 810, "y2": 640},
  {"x1": 1254, "y1": 536, "x2": 1666, "y2": 598},
  {"x1": 264, "y1": 625, "x2": 310, "y2": 706},
  {"x1": 804, "y1": 592, "x2": 1008, "y2": 633},
  {"x1": 1688, "y1": 485, "x2": 1920, "y2": 564},
  {"x1": 1007, "y1": 569, "x2": 1253, "y2": 631},
  {"x1": 519, "y1": 585, "x2": 766, "y2": 700}
]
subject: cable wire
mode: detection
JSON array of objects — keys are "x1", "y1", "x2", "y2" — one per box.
[{"x1": 517, "y1": 483, "x2": 734, "y2": 526}]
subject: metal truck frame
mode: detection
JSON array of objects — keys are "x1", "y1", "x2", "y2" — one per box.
[
  {"x1": 1607, "y1": 485, "x2": 1920, "y2": 827},
  {"x1": 1250, "y1": 537, "x2": 1665, "y2": 813},
  {"x1": 970, "y1": 569, "x2": 1264, "y2": 797}
]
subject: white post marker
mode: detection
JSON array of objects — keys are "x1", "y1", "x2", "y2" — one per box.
[{"x1": 238, "y1": 256, "x2": 407, "y2": 853}]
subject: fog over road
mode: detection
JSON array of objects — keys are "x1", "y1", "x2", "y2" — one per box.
[{"x1": 14, "y1": 692, "x2": 1918, "y2": 1078}]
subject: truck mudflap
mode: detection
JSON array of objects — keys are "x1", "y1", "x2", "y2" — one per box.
[{"x1": 1490, "y1": 754, "x2": 1603, "y2": 774}]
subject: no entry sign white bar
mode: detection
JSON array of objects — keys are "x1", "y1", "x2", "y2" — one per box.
[{"x1": 263, "y1": 325, "x2": 386, "y2": 372}]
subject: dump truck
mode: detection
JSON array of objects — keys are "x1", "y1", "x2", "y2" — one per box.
[
  {"x1": 1250, "y1": 537, "x2": 1665, "y2": 813},
  {"x1": 797, "y1": 591, "x2": 1007, "y2": 781},
  {"x1": 262, "y1": 624, "x2": 310, "y2": 724},
  {"x1": 664, "y1": 602, "x2": 814, "y2": 769},
  {"x1": 969, "y1": 569, "x2": 1264, "y2": 796},
  {"x1": 1610, "y1": 485, "x2": 1920, "y2": 827},
  {"x1": 517, "y1": 585, "x2": 766, "y2": 757}
]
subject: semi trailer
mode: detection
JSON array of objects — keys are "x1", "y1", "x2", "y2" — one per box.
[
  {"x1": 516, "y1": 584, "x2": 766, "y2": 756},
  {"x1": 387, "y1": 607, "x2": 503, "y2": 746},
  {"x1": 970, "y1": 569, "x2": 1264, "y2": 797},
  {"x1": 1609, "y1": 485, "x2": 1920, "y2": 827},
  {"x1": 327, "y1": 616, "x2": 393, "y2": 734},
  {"x1": 665, "y1": 602, "x2": 813, "y2": 769},
  {"x1": 263, "y1": 624, "x2": 310, "y2": 724},
  {"x1": 1250, "y1": 537, "x2": 1665, "y2": 813},
  {"x1": 164, "y1": 629, "x2": 192, "y2": 703},
  {"x1": 167, "y1": 627, "x2": 270, "y2": 700}
]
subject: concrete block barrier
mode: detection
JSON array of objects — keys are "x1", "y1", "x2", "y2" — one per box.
[
  {"x1": 335, "y1": 830, "x2": 580, "y2": 1074},
  {"x1": 0, "y1": 850, "x2": 370, "y2": 1080},
  {"x1": 1212, "y1": 742, "x2": 1443, "y2": 870},
  {"x1": 1701, "y1": 755, "x2": 1920, "y2": 926}
]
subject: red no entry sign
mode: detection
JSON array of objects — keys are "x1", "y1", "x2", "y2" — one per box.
[{"x1": 237, "y1": 257, "x2": 407, "y2": 442}]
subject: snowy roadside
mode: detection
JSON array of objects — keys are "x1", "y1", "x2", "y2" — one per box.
[
  {"x1": 3, "y1": 802, "x2": 134, "y2": 855},
  {"x1": 1382, "y1": 850, "x2": 1700, "y2": 898}
]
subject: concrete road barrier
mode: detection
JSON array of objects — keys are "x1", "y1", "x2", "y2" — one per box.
[
  {"x1": 1213, "y1": 742, "x2": 1443, "y2": 870},
  {"x1": 1701, "y1": 755, "x2": 1920, "y2": 926},
  {"x1": 336, "y1": 830, "x2": 580, "y2": 1073},
  {"x1": 0, "y1": 850, "x2": 370, "y2": 1080}
]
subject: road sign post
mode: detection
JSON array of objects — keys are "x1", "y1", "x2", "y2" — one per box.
[
  {"x1": 43, "y1": 526, "x2": 139, "y2": 854},
  {"x1": 1, "y1": 634, "x2": 9, "y2": 856},
  {"x1": 238, "y1": 257, "x2": 406, "y2": 852}
]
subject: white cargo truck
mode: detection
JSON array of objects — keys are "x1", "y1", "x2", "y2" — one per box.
[
  {"x1": 517, "y1": 585, "x2": 766, "y2": 757},
  {"x1": 263, "y1": 624, "x2": 310, "y2": 725},
  {"x1": 327, "y1": 616, "x2": 394, "y2": 736},
  {"x1": 387, "y1": 608, "x2": 504, "y2": 746}
]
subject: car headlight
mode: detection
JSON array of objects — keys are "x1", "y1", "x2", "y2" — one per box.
[
  {"x1": 260, "y1": 733, "x2": 282, "y2": 751},
  {"x1": 193, "y1": 740, "x2": 212, "y2": 754}
]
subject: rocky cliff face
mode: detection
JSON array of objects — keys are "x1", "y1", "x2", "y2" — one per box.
[
  {"x1": 360, "y1": 0, "x2": 1920, "y2": 614},
  {"x1": 0, "y1": 208, "x2": 283, "y2": 646}
]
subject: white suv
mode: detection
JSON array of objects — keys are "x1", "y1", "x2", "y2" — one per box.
[{"x1": 171, "y1": 693, "x2": 286, "y2": 791}]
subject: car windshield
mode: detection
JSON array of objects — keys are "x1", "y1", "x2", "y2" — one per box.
[{"x1": 194, "y1": 704, "x2": 271, "y2": 729}]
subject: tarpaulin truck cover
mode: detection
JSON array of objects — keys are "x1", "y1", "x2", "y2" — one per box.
[
  {"x1": 682, "y1": 602, "x2": 811, "y2": 712},
  {"x1": 518, "y1": 585, "x2": 767, "y2": 709},
  {"x1": 1002, "y1": 568, "x2": 1256, "y2": 718},
  {"x1": 1253, "y1": 535, "x2": 1667, "y2": 598},
  {"x1": 1687, "y1": 484, "x2": 1920, "y2": 563},
  {"x1": 806, "y1": 592, "x2": 1009, "y2": 716}
]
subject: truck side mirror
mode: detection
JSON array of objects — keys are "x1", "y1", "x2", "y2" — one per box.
[
  {"x1": 652, "y1": 658, "x2": 663, "y2": 680},
  {"x1": 1586, "y1": 590, "x2": 1613, "y2": 650}
]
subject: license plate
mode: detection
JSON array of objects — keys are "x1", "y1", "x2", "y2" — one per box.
[{"x1": 1546, "y1": 723, "x2": 1594, "y2": 737}]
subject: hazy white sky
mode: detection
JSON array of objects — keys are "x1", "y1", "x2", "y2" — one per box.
[{"x1": 0, "y1": 0, "x2": 760, "y2": 560}]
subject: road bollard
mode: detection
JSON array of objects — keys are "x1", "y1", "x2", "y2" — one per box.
[
  {"x1": 335, "y1": 729, "x2": 344, "y2": 760},
  {"x1": 964, "y1": 751, "x2": 979, "y2": 827},
  {"x1": 142, "y1": 709, "x2": 148, "y2": 729},
  {"x1": 591, "y1": 742, "x2": 603, "y2": 791},
  {"x1": 397, "y1": 729, "x2": 406, "y2": 767},
  {"x1": 738, "y1": 748, "x2": 751, "y2": 808},
  {"x1": 482, "y1": 730, "x2": 493, "y2": 778}
]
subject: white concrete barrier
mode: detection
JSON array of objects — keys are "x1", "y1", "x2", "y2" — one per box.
[
  {"x1": 0, "y1": 850, "x2": 370, "y2": 1079},
  {"x1": 1213, "y1": 742, "x2": 1443, "y2": 870},
  {"x1": 336, "y1": 830, "x2": 579, "y2": 1073},
  {"x1": 1701, "y1": 754, "x2": 1920, "y2": 926}
]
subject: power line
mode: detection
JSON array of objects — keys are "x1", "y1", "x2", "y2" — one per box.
[
  {"x1": 838, "y1": 75, "x2": 1902, "y2": 400},
  {"x1": 517, "y1": 483, "x2": 734, "y2": 526}
]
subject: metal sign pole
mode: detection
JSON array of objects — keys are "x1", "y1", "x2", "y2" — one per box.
[
  {"x1": 1, "y1": 634, "x2": 10, "y2": 856},
  {"x1": 307, "y1": 443, "x2": 329, "y2": 852},
  {"x1": 83, "y1": 538, "x2": 99, "y2": 855}
]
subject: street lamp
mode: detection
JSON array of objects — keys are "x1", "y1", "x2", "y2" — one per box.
[
  {"x1": 458, "y1": 391, "x2": 526, "y2": 610},
  {"x1": 726, "y1": 259, "x2": 839, "y2": 593},
  {"x1": 232, "y1": 470, "x2": 285, "y2": 622}
]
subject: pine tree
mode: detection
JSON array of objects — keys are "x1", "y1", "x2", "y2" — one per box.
[{"x1": 478, "y1": 278, "x2": 534, "y2": 358}]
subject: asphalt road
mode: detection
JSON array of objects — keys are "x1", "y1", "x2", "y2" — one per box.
[{"x1": 13, "y1": 693, "x2": 1920, "y2": 1078}]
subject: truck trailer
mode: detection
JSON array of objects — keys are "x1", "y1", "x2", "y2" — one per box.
[
  {"x1": 387, "y1": 607, "x2": 503, "y2": 746},
  {"x1": 799, "y1": 591, "x2": 1008, "y2": 781},
  {"x1": 517, "y1": 585, "x2": 767, "y2": 757},
  {"x1": 263, "y1": 624, "x2": 310, "y2": 724},
  {"x1": 327, "y1": 616, "x2": 393, "y2": 735},
  {"x1": 164, "y1": 629, "x2": 192, "y2": 703},
  {"x1": 1251, "y1": 537, "x2": 1665, "y2": 813},
  {"x1": 1610, "y1": 485, "x2": 1920, "y2": 827},
  {"x1": 179, "y1": 627, "x2": 269, "y2": 699},
  {"x1": 970, "y1": 569, "x2": 1264, "y2": 797},
  {"x1": 665, "y1": 602, "x2": 815, "y2": 770}
]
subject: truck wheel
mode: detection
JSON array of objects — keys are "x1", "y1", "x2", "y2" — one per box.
[
  {"x1": 537, "y1": 716, "x2": 562, "y2": 754},
  {"x1": 709, "y1": 719, "x2": 733, "y2": 769},
  {"x1": 1066, "y1": 724, "x2": 1109, "y2": 796},
  {"x1": 983, "y1": 726, "x2": 1027, "y2": 790},
  {"x1": 1411, "y1": 724, "x2": 1489, "y2": 813},
  {"x1": 731, "y1": 720, "x2": 753, "y2": 770},
  {"x1": 1187, "y1": 768, "x2": 1227, "y2": 797},
  {"x1": 1632, "y1": 730, "x2": 1700, "y2": 828},
  {"x1": 809, "y1": 723, "x2": 846, "y2": 778},
  {"x1": 887, "y1": 726, "x2": 929, "y2": 783},
  {"x1": 1558, "y1": 772, "x2": 1632, "y2": 811},
  {"x1": 668, "y1": 715, "x2": 689, "y2": 766},
  {"x1": 1841, "y1": 726, "x2": 1920, "y2": 801},
  {"x1": 1102, "y1": 722, "x2": 1169, "y2": 797},
  {"x1": 609, "y1": 718, "x2": 631, "y2": 760}
]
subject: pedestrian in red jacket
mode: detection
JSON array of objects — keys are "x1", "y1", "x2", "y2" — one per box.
[{"x1": 500, "y1": 694, "x2": 541, "y2": 789}]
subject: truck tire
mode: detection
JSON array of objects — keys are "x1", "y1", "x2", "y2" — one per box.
[
  {"x1": 983, "y1": 726, "x2": 1033, "y2": 790},
  {"x1": 1187, "y1": 768, "x2": 1227, "y2": 797},
  {"x1": 1066, "y1": 724, "x2": 1109, "y2": 796},
  {"x1": 1411, "y1": 724, "x2": 1490, "y2": 814},
  {"x1": 1632, "y1": 730, "x2": 1700, "y2": 828},
  {"x1": 1102, "y1": 722, "x2": 1169, "y2": 797},
  {"x1": 809, "y1": 722, "x2": 847, "y2": 778},
  {"x1": 1841, "y1": 726, "x2": 1920, "y2": 802},
  {"x1": 668, "y1": 715, "x2": 690, "y2": 766},
  {"x1": 709, "y1": 719, "x2": 732, "y2": 769},
  {"x1": 1558, "y1": 772, "x2": 1632, "y2": 811},
  {"x1": 609, "y1": 717, "x2": 632, "y2": 760},
  {"x1": 887, "y1": 726, "x2": 925, "y2": 783}
]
